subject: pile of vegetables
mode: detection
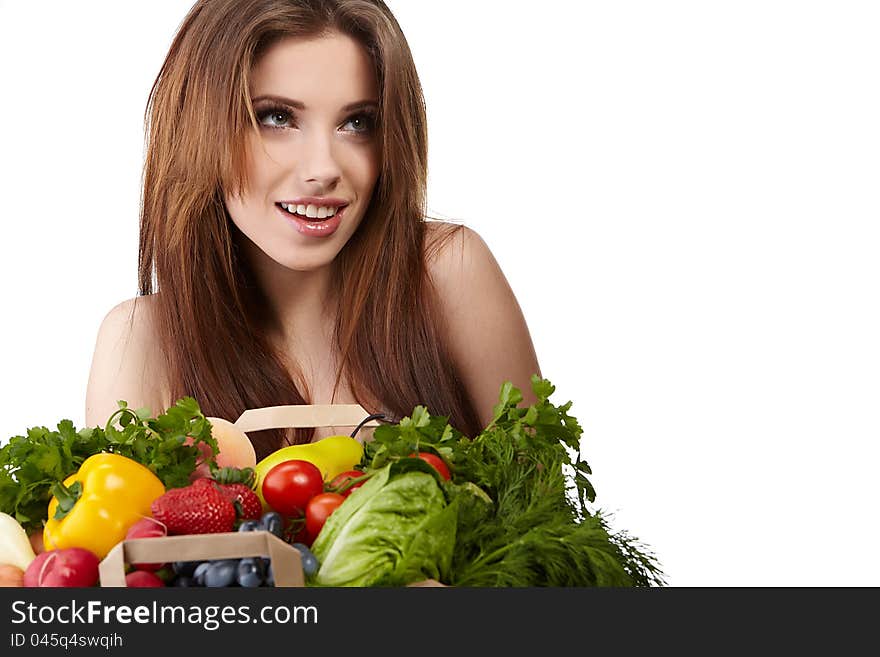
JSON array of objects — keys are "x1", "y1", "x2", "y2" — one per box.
[
  {"x1": 310, "y1": 376, "x2": 666, "y2": 587},
  {"x1": 0, "y1": 376, "x2": 665, "y2": 588}
]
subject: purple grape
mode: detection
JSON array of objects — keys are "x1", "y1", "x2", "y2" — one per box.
[
  {"x1": 259, "y1": 512, "x2": 283, "y2": 538},
  {"x1": 237, "y1": 557, "x2": 265, "y2": 587},
  {"x1": 192, "y1": 561, "x2": 211, "y2": 586},
  {"x1": 173, "y1": 560, "x2": 199, "y2": 577},
  {"x1": 204, "y1": 559, "x2": 239, "y2": 587},
  {"x1": 238, "y1": 520, "x2": 261, "y2": 532},
  {"x1": 292, "y1": 543, "x2": 319, "y2": 577}
]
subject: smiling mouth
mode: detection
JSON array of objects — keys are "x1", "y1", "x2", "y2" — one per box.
[{"x1": 276, "y1": 202, "x2": 348, "y2": 221}]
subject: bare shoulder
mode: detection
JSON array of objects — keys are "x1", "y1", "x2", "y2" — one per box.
[
  {"x1": 422, "y1": 221, "x2": 542, "y2": 424},
  {"x1": 84, "y1": 295, "x2": 170, "y2": 427},
  {"x1": 424, "y1": 220, "x2": 488, "y2": 286}
]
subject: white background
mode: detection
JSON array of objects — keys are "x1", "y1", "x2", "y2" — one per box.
[{"x1": 1, "y1": 1, "x2": 878, "y2": 586}]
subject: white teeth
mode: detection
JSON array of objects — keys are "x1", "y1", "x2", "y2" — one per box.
[{"x1": 279, "y1": 203, "x2": 341, "y2": 219}]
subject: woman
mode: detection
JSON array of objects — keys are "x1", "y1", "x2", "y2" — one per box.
[{"x1": 85, "y1": 0, "x2": 541, "y2": 459}]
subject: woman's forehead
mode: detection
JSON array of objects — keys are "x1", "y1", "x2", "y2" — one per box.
[{"x1": 250, "y1": 32, "x2": 378, "y2": 106}]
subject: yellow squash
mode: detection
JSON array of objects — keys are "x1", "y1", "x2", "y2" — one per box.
[{"x1": 254, "y1": 435, "x2": 363, "y2": 507}]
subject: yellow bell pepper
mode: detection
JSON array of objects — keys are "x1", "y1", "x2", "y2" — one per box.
[
  {"x1": 43, "y1": 453, "x2": 165, "y2": 559},
  {"x1": 254, "y1": 435, "x2": 363, "y2": 507}
]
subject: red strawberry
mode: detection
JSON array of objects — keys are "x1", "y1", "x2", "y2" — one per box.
[
  {"x1": 151, "y1": 480, "x2": 236, "y2": 535},
  {"x1": 218, "y1": 483, "x2": 263, "y2": 521}
]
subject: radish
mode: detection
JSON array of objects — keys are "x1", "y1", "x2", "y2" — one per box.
[
  {"x1": 23, "y1": 548, "x2": 99, "y2": 587},
  {"x1": 22, "y1": 551, "x2": 51, "y2": 587},
  {"x1": 125, "y1": 517, "x2": 168, "y2": 571},
  {"x1": 125, "y1": 570, "x2": 165, "y2": 588}
]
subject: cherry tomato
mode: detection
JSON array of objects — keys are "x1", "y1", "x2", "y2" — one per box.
[
  {"x1": 305, "y1": 493, "x2": 346, "y2": 538},
  {"x1": 261, "y1": 460, "x2": 324, "y2": 517},
  {"x1": 330, "y1": 470, "x2": 369, "y2": 497},
  {"x1": 410, "y1": 452, "x2": 451, "y2": 480}
]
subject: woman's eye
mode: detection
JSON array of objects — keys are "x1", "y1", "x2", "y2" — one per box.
[
  {"x1": 258, "y1": 108, "x2": 292, "y2": 129},
  {"x1": 344, "y1": 114, "x2": 376, "y2": 135}
]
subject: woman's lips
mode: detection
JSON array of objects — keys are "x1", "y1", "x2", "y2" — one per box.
[{"x1": 275, "y1": 203, "x2": 345, "y2": 238}]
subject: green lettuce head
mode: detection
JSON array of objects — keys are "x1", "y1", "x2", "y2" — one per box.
[{"x1": 309, "y1": 462, "x2": 456, "y2": 586}]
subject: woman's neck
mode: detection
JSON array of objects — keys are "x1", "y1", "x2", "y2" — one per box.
[{"x1": 244, "y1": 243, "x2": 338, "y2": 350}]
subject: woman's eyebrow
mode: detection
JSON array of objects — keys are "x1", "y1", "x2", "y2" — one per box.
[{"x1": 251, "y1": 94, "x2": 379, "y2": 112}]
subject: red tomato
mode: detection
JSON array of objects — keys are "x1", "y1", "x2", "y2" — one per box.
[
  {"x1": 330, "y1": 470, "x2": 369, "y2": 497},
  {"x1": 411, "y1": 452, "x2": 451, "y2": 480},
  {"x1": 305, "y1": 493, "x2": 346, "y2": 538},
  {"x1": 262, "y1": 460, "x2": 324, "y2": 517}
]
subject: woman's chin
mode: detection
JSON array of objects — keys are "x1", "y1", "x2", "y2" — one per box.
[{"x1": 269, "y1": 249, "x2": 340, "y2": 274}]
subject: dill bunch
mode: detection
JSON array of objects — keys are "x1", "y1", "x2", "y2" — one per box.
[{"x1": 446, "y1": 377, "x2": 665, "y2": 587}]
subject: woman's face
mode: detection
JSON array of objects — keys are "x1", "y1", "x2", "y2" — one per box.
[{"x1": 225, "y1": 32, "x2": 381, "y2": 273}]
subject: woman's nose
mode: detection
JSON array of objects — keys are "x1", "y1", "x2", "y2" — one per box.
[{"x1": 297, "y1": 132, "x2": 342, "y2": 189}]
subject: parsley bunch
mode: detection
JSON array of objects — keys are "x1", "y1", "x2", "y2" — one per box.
[{"x1": 0, "y1": 397, "x2": 218, "y2": 533}]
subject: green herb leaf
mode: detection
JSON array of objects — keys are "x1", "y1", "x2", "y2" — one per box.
[
  {"x1": 50, "y1": 481, "x2": 82, "y2": 520},
  {"x1": 211, "y1": 466, "x2": 256, "y2": 488}
]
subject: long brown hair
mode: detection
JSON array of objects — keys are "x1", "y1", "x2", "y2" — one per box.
[{"x1": 137, "y1": 0, "x2": 480, "y2": 458}]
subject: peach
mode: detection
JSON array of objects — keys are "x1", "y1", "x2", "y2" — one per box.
[{"x1": 187, "y1": 417, "x2": 257, "y2": 481}]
